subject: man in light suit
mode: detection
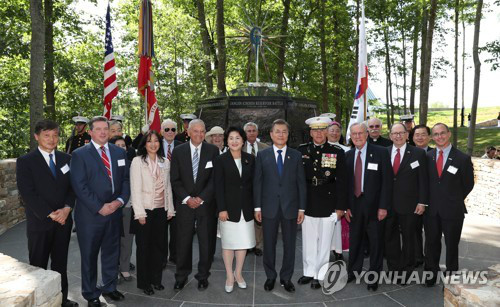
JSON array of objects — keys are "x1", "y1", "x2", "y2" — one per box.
[
  {"x1": 170, "y1": 119, "x2": 220, "y2": 291},
  {"x1": 424, "y1": 123, "x2": 474, "y2": 286},
  {"x1": 254, "y1": 119, "x2": 307, "y2": 293},
  {"x1": 242, "y1": 121, "x2": 269, "y2": 257},
  {"x1": 385, "y1": 123, "x2": 428, "y2": 280},
  {"x1": 17, "y1": 119, "x2": 78, "y2": 307},
  {"x1": 161, "y1": 118, "x2": 182, "y2": 266},
  {"x1": 345, "y1": 122, "x2": 392, "y2": 291},
  {"x1": 70, "y1": 116, "x2": 130, "y2": 307}
]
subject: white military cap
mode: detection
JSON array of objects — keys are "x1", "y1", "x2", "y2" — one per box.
[
  {"x1": 180, "y1": 114, "x2": 197, "y2": 120},
  {"x1": 400, "y1": 114, "x2": 415, "y2": 122},
  {"x1": 72, "y1": 116, "x2": 89, "y2": 124},
  {"x1": 319, "y1": 113, "x2": 336, "y2": 120},
  {"x1": 305, "y1": 116, "x2": 331, "y2": 129},
  {"x1": 110, "y1": 115, "x2": 125, "y2": 122}
]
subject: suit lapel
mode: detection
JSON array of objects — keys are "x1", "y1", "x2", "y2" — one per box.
[
  {"x1": 442, "y1": 146, "x2": 457, "y2": 177},
  {"x1": 364, "y1": 145, "x2": 373, "y2": 187},
  {"x1": 429, "y1": 148, "x2": 439, "y2": 178},
  {"x1": 184, "y1": 144, "x2": 196, "y2": 185},
  {"x1": 398, "y1": 146, "x2": 412, "y2": 174},
  {"x1": 281, "y1": 150, "x2": 292, "y2": 181},
  {"x1": 89, "y1": 144, "x2": 111, "y2": 179},
  {"x1": 108, "y1": 145, "x2": 119, "y2": 187}
]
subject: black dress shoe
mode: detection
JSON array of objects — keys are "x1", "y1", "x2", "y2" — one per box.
[
  {"x1": 311, "y1": 279, "x2": 321, "y2": 289},
  {"x1": 414, "y1": 260, "x2": 424, "y2": 268},
  {"x1": 367, "y1": 283, "x2": 378, "y2": 291},
  {"x1": 264, "y1": 279, "x2": 275, "y2": 291},
  {"x1": 62, "y1": 299, "x2": 79, "y2": 307},
  {"x1": 198, "y1": 279, "x2": 209, "y2": 291},
  {"x1": 129, "y1": 263, "x2": 135, "y2": 271},
  {"x1": 248, "y1": 248, "x2": 255, "y2": 253},
  {"x1": 143, "y1": 287, "x2": 154, "y2": 295},
  {"x1": 168, "y1": 257, "x2": 176, "y2": 264},
  {"x1": 254, "y1": 248, "x2": 263, "y2": 256},
  {"x1": 174, "y1": 280, "x2": 185, "y2": 291},
  {"x1": 153, "y1": 284, "x2": 165, "y2": 290},
  {"x1": 162, "y1": 261, "x2": 167, "y2": 269},
  {"x1": 87, "y1": 298, "x2": 101, "y2": 307},
  {"x1": 280, "y1": 280, "x2": 295, "y2": 292},
  {"x1": 297, "y1": 276, "x2": 313, "y2": 284},
  {"x1": 347, "y1": 273, "x2": 356, "y2": 283},
  {"x1": 102, "y1": 290, "x2": 125, "y2": 301}
]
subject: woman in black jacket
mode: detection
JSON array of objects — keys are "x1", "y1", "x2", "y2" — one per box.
[{"x1": 214, "y1": 126, "x2": 256, "y2": 293}]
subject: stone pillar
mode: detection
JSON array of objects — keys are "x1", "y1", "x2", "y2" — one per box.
[{"x1": 0, "y1": 159, "x2": 24, "y2": 235}]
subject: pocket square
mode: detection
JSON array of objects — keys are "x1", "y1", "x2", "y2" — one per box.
[{"x1": 205, "y1": 161, "x2": 213, "y2": 168}]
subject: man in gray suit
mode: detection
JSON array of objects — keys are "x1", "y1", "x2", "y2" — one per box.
[
  {"x1": 243, "y1": 122, "x2": 269, "y2": 256},
  {"x1": 254, "y1": 119, "x2": 307, "y2": 293}
]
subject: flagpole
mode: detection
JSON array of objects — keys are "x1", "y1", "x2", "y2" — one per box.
[{"x1": 145, "y1": 85, "x2": 148, "y2": 126}]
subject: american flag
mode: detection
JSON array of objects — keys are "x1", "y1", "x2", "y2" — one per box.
[{"x1": 103, "y1": 3, "x2": 118, "y2": 120}]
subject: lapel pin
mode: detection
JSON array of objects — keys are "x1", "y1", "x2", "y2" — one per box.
[
  {"x1": 370, "y1": 154, "x2": 373, "y2": 157},
  {"x1": 287, "y1": 156, "x2": 290, "y2": 159}
]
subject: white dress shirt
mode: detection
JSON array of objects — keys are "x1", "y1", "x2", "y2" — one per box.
[
  {"x1": 391, "y1": 143, "x2": 407, "y2": 166},
  {"x1": 247, "y1": 142, "x2": 259, "y2": 155},
  {"x1": 163, "y1": 139, "x2": 175, "y2": 158},
  {"x1": 38, "y1": 147, "x2": 56, "y2": 167},
  {"x1": 436, "y1": 143, "x2": 452, "y2": 171},
  {"x1": 272, "y1": 145, "x2": 287, "y2": 164},
  {"x1": 354, "y1": 143, "x2": 367, "y2": 193}
]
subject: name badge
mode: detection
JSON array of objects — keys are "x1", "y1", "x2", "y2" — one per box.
[
  {"x1": 447, "y1": 165, "x2": 458, "y2": 175},
  {"x1": 367, "y1": 163, "x2": 378, "y2": 171},
  {"x1": 60, "y1": 164, "x2": 70, "y2": 174},
  {"x1": 158, "y1": 162, "x2": 165, "y2": 168},
  {"x1": 205, "y1": 161, "x2": 213, "y2": 169},
  {"x1": 410, "y1": 161, "x2": 420, "y2": 169},
  {"x1": 117, "y1": 159, "x2": 126, "y2": 167}
]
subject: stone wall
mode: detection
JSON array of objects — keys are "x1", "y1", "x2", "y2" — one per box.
[
  {"x1": 0, "y1": 159, "x2": 23, "y2": 236},
  {"x1": 0, "y1": 253, "x2": 62, "y2": 306},
  {"x1": 465, "y1": 158, "x2": 500, "y2": 219}
]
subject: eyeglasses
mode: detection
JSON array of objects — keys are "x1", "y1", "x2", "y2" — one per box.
[
  {"x1": 432, "y1": 132, "x2": 448, "y2": 137},
  {"x1": 164, "y1": 128, "x2": 176, "y2": 133},
  {"x1": 351, "y1": 132, "x2": 367, "y2": 137},
  {"x1": 369, "y1": 125, "x2": 380, "y2": 129},
  {"x1": 390, "y1": 132, "x2": 407, "y2": 136}
]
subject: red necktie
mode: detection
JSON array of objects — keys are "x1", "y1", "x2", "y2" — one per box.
[
  {"x1": 393, "y1": 148, "x2": 401, "y2": 175},
  {"x1": 167, "y1": 144, "x2": 172, "y2": 161},
  {"x1": 436, "y1": 150, "x2": 444, "y2": 178},
  {"x1": 354, "y1": 151, "x2": 362, "y2": 197},
  {"x1": 100, "y1": 146, "x2": 112, "y2": 180}
]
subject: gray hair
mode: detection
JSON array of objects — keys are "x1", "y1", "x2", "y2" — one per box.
[
  {"x1": 188, "y1": 119, "x2": 205, "y2": 130},
  {"x1": 351, "y1": 122, "x2": 368, "y2": 132},
  {"x1": 243, "y1": 122, "x2": 259, "y2": 131},
  {"x1": 161, "y1": 118, "x2": 177, "y2": 130},
  {"x1": 89, "y1": 116, "x2": 109, "y2": 131},
  {"x1": 367, "y1": 117, "x2": 382, "y2": 126},
  {"x1": 109, "y1": 120, "x2": 123, "y2": 129}
]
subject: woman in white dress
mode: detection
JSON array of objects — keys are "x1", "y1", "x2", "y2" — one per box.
[
  {"x1": 214, "y1": 126, "x2": 256, "y2": 293},
  {"x1": 327, "y1": 122, "x2": 351, "y2": 259}
]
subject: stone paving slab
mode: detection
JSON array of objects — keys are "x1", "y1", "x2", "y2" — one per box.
[{"x1": 0, "y1": 214, "x2": 498, "y2": 306}]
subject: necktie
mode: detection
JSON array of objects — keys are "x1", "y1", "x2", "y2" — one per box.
[
  {"x1": 251, "y1": 143, "x2": 256, "y2": 156},
  {"x1": 436, "y1": 150, "x2": 444, "y2": 178},
  {"x1": 393, "y1": 148, "x2": 401, "y2": 175},
  {"x1": 192, "y1": 147, "x2": 199, "y2": 182},
  {"x1": 277, "y1": 149, "x2": 284, "y2": 176},
  {"x1": 49, "y1": 153, "x2": 57, "y2": 178},
  {"x1": 100, "y1": 146, "x2": 112, "y2": 181},
  {"x1": 354, "y1": 151, "x2": 362, "y2": 197},
  {"x1": 167, "y1": 144, "x2": 172, "y2": 161}
]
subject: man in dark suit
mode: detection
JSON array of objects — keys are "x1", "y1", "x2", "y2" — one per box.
[
  {"x1": 242, "y1": 121, "x2": 269, "y2": 257},
  {"x1": 170, "y1": 119, "x2": 220, "y2": 291},
  {"x1": 17, "y1": 119, "x2": 78, "y2": 307},
  {"x1": 384, "y1": 123, "x2": 428, "y2": 280},
  {"x1": 412, "y1": 124, "x2": 433, "y2": 266},
  {"x1": 70, "y1": 116, "x2": 130, "y2": 306},
  {"x1": 424, "y1": 123, "x2": 474, "y2": 286},
  {"x1": 367, "y1": 118, "x2": 392, "y2": 147},
  {"x1": 161, "y1": 118, "x2": 182, "y2": 266},
  {"x1": 254, "y1": 119, "x2": 307, "y2": 293},
  {"x1": 345, "y1": 122, "x2": 392, "y2": 291}
]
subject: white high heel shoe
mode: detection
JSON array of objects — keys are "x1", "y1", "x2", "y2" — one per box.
[
  {"x1": 225, "y1": 280, "x2": 234, "y2": 293},
  {"x1": 234, "y1": 271, "x2": 247, "y2": 289}
]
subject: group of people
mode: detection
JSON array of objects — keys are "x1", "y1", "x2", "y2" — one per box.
[{"x1": 16, "y1": 112, "x2": 475, "y2": 307}]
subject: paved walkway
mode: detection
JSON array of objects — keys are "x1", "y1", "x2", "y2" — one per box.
[{"x1": 1, "y1": 214, "x2": 498, "y2": 306}]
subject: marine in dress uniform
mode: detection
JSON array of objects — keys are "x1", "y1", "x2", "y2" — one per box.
[
  {"x1": 400, "y1": 114, "x2": 416, "y2": 146},
  {"x1": 297, "y1": 117, "x2": 347, "y2": 289},
  {"x1": 174, "y1": 113, "x2": 197, "y2": 143},
  {"x1": 65, "y1": 116, "x2": 91, "y2": 154}
]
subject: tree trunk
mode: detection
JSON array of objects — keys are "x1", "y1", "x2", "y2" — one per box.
[
  {"x1": 277, "y1": 0, "x2": 291, "y2": 89},
  {"x1": 402, "y1": 30, "x2": 407, "y2": 113},
  {"x1": 419, "y1": 0, "x2": 428, "y2": 121},
  {"x1": 44, "y1": 0, "x2": 55, "y2": 120},
  {"x1": 453, "y1": 0, "x2": 459, "y2": 146},
  {"x1": 216, "y1": 0, "x2": 226, "y2": 94},
  {"x1": 320, "y1": 0, "x2": 328, "y2": 113},
  {"x1": 460, "y1": 11, "x2": 466, "y2": 127},
  {"x1": 467, "y1": 0, "x2": 482, "y2": 155},
  {"x1": 384, "y1": 27, "x2": 394, "y2": 128},
  {"x1": 419, "y1": 0, "x2": 437, "y2": 125},
  {"x1": 195, "y1": 0, "x2": 214, "y2": 96},
  {"x1": 30, "y1": 0, "x2": 45, "y2": 150},
  {"x1": 409, "y1": 4, "x2": 420, "y2": 114}
]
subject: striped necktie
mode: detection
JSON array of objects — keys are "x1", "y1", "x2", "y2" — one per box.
[
  {"x1": 167, "y1": 144, "x2": 172, "y2": 161},
  {"x1": 192, "y1": 147, "x2": 199, "y2": 182},
  {"x1": 100, "y1": 146, "x2": 112, "y2": 181}
]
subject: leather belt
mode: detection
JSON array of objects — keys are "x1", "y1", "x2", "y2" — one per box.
[{"x1": 306, "y1": 177, "x2": 331, "y2": 186}]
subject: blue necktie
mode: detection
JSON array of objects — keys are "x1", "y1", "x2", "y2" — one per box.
[
  {"x1": 277, "y1": 149, "x2": 283, "y2": 177},
  {"x1": 49, "y1": 153, "x2": 57, "y2": 178}
]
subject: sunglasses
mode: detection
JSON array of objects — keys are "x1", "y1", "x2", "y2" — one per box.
[
  {"x1": 369, "y1": 125, "x2": 380, "y2": 129},
  {"x1": 164, "y1": 128, "x2": 176, "y2": 132}
]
